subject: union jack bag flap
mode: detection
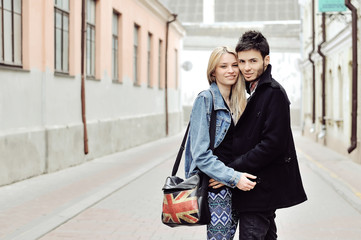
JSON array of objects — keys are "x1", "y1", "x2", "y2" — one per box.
[{"x1": 161, "y1": 173, "x2": 210, "y2": 227}]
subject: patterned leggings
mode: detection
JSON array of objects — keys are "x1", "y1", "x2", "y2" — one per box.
[{"x1": 207, "y1": 188, "x2": 237, "y2": 240}]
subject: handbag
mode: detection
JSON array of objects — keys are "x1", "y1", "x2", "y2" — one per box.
[{"x1": 161, "y1": 100, "x2": 216, "y2": 227}]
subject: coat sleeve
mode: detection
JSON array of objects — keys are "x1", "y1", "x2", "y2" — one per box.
[
  {"x1": 189, "y1": 94, "x2": 241, "y2": 187},
  {"x1": 228, "y1": 88, "x2": 290, "y2": 172}
]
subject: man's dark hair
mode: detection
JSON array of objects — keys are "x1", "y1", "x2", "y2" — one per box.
[{"x1": 235, "y1": 30, "x2": 269, "y2": 58}]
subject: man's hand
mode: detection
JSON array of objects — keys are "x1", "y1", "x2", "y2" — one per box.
[
  {"x1": 236, "y1": 173, "x2": 257, "y2": 191},
  {"x1": 209, "y1": 172, "x2": 257, "y2": 190}
]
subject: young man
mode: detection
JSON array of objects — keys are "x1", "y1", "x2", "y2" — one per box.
[{"x1": 229, "y1": 30, "x2": 307, "y2": 239}]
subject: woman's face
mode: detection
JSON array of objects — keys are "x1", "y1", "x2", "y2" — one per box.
[{"x1": 213, "y1": 53, "x2": 239, "y2": 89}]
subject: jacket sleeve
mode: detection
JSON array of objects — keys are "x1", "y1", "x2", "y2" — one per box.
[
  {"x1": 228, "y1": 88, "x2": 290, "y2": 172},
  {"x1": 189, "y1": 94, "x2": 241, "y2": 187}
]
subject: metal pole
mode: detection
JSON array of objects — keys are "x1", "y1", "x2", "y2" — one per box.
[
  {"x1": 345, "y1": 0, "x2": 358, "y2": 153},
  {"x1": 317, "y1": 13, "x2": 326, "y2": 139},
  {"x1": 165, "y1": 14, "x2": 177, "y2": 136},
  {"x1": 308, "y1": 0, "x2": 316, "y2": 132},
  {"x1": 81, "y1": 0, "x2": 89, "y2": 154}
]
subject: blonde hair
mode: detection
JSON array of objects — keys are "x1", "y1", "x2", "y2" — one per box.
[{"x1": 206, "y1": 46, "x2": 247, "y2": 122}]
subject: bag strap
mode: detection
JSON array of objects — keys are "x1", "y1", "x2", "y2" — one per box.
[
  {"x1": 171, "y1": 123, "x2": 190, "y2": 176},
  {"x1": 171, "y1": 97, "x2": 216, "y2": 176}
]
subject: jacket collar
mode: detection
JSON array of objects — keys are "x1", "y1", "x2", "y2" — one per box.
[
  {"x1": 209, "y1": 82, "x2": 228, "y2": 111},
  {"x1": 246, "y1": 64, "x2": 273, "y2": 94}
]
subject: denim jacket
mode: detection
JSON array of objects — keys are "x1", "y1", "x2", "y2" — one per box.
[{"x1": 184, "y1": 82, "x2": 241, "y2": 188}]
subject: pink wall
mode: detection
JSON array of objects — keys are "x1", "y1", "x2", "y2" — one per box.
[
  {"x1": 112, "y1": 0, "x2": 182, "y2": 88},
  {"x1": 21, "y1": 0, "x2": 183, "y2": 89}
]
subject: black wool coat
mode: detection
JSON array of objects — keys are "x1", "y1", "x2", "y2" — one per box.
[{"x1": 229, "y1": 65, "x2": 307, "y2": 212}]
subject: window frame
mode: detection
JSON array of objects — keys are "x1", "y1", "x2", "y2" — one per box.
[
  {"x1": 86, "y1": 0, "x2": 96, "y2": 78},
  {"x1": 174, "y1": 48, "x2": 178, "y2": 89},
  {"x1": 133, "y1": 24, "x2": 140, "y2": 86},
  {"x1": 158, "y1": 39, "x2": 163, "y2": 89},
  {"x1": 112, "y1": 11, "x2": 119, "y2": 81},
  {"x1": 147, "y1": 32, "x2": 152, "y2": 88},
  {"x1": 0, "y1": 0, "x2": 22, "y2": 68},
  {"x1": 54, "y1": 0, "x2": 70, "y2": 74}
]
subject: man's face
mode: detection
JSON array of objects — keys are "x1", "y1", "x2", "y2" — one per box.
[{"x1": 237, "y1": 49, "x2": 270, "y2": 82}]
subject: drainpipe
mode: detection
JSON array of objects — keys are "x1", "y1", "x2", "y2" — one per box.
[
  {"x1": 308, "y1": 0, "x2": 316, "y2": 133},
  {"x1": 165, "y1": 14, "x2": 177, "y2": 136},
  {"x1": 317, "y1": 13, "x2": 326, "y2": 139},
  {"x1": 345, "y1": 0, "x2": 358, "y2": 153},
  {"x1": 81, "y1": 0, "x2": 89, "y2": 154}
]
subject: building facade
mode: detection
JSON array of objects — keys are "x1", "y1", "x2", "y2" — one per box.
[
  {"x1": 0, "y1": 0, "x2": 185, "y2": 186},
  {"x1": 299, "y1": 0, "x2": 360, "y2": 163}
]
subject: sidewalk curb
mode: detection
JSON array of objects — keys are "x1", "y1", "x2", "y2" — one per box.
[
  {"x1": 4, "y1": 144, "x2": 177, "y2": 240},
  {"x1": 297, "y1": 148, "x2": 361, "y2": 214}
]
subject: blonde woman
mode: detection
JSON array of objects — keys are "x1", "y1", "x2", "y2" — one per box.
[{"x1": 185, "y1": 46, "x2": 257, "y2": 239}]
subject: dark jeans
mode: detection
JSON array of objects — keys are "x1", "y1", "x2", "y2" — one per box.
[{"x1": 233, "y1": 210, "x2": 277, "y2": 240}]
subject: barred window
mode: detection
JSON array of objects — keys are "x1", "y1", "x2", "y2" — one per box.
[
  {"x1": 0, "y1": 0, "x2": 22, "y2": 67},
  {"x1": 133, "y1": 24, "x2": 139, "y2": 85},
  {"x1": 147, "y1": 32, "x2": 152, "y2": 87},
  {"x1": 112, "y1": 12, "x2": 119, "y2": 80},
  {"x1": 158, "y1": 39, "x2": 163, "y2": 88},
  {"x1": 175, "y1": 49, "x2": 178, "y2": 89},
  {"x1": 54, "y1": 0, "x2": 69, "y2": 73}
]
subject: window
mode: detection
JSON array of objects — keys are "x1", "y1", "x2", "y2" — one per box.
[
  {"x1": 158, "y1": 39, "x2": 163, "y2": 88},
  {"x1": 112, "y1": 12, "x2": 119, "y2": 81},
  {"x1": 327, "y1": 70, "x2": 333, "y2": 119},
  {"x1": 54, "y1": 0, "x2": 69, "y2": 73},
  {"x1": 337, "y1": 66, "x2": 343, "y2": 120},
  {"x1": 86, "y1": 0, "x2": 95, "y2": 77},
  {"x1": 0, "y1": 0, "x2": 22, "y2": 66},
  {"x1": 133, "y1": 24, "x2": 139, "y2": 85},
  {"x1": 174, "y1": 49, "x2": 178, "y2": 89},
  {"x1": 147, "y1": 32, "x2": 152, "y2": 87}
]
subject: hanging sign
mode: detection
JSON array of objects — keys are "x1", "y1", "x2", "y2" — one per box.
[{"x1": 319, "y1": 0, "x2": 347, "y2": 12}]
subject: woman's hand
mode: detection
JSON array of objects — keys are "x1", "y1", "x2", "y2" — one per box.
[
  {"x1": 209, "y1": 178, "x2": 225, "y2": 189},
  {"x1": 236, "y1": 173, "x2": 257, "y2": 191}
]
